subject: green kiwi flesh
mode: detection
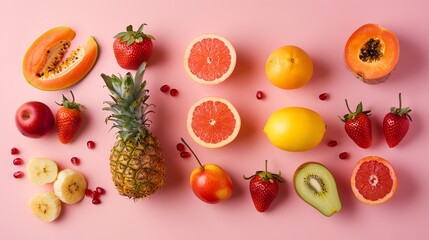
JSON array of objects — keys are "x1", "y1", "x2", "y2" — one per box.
[{"x1": 293, "y1": 162, "x2": 342, "y2": 216}]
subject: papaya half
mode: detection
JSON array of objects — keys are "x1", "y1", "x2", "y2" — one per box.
[
  {"x1": 23, "y1": 26, "x2": 98, "y2": 91},
  {"x1": 344, "y1": 24, "x2": 400, "y2": 84}
]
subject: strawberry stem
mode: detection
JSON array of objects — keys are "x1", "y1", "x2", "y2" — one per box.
[{"x1": 181, "y1": 138, "x2": 204, "y2": 170}]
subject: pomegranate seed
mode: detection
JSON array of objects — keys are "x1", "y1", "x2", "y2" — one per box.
[
  {"x1": 319, "y1": 93, "x2": 329, "y2": 101},
  {"x1": 13, "y1": 158, "x2": 23, "y2": 165},
  {"x1": 327, "y1": 140, "x2": 338, "y2": 147},
  {"x1": 87, "y1": 141, "x2": 95, "y2": 149},
  {"x1": 92, "y1": 198, "x2": 101, "y2": 205},
  {"x1": 339, "y1": 152, "x2": 350, "y2": 160},
  {"x1": 85, "y1": 189, "x2": 93, "y2": 197},
  {"x1": 13, "y1": 171, "x2": 24, "y2": 178},
  {"x1": 71, "y1": 157, "x2": 80, "y2": 166},
  {"x1": 176, "y1": 143, "x2": 186, "y2": 152},
  {"x1": 95, "y1": 187, "x2": 105, "y2": 195},
  {"x1": 169, "y1": 88, "x2": 178, "y2": 97},
  {"x1": 160, "y1": 84, "x2": 170, "y2": 93},
  {"x1": 256, "y1": 91, "x2": 264, "y2": 100},
  {"x1": 90, "y1": 191, "x2": 100, "y2": 199},
  {"x1": 180, "y1": 151, "x2": 192, "y2": 158},
  {"x1": 11, "y1": 147, "x2": 19, "y2": 155}
]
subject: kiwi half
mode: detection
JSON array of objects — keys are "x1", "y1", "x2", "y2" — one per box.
[{"x1": 293, "y1": 162, "x2": 342, "y2": 217}]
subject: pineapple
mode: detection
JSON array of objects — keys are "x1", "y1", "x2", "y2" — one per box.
[{"x1": 101, "y1": 62, "x2": 165, "y2": 199}]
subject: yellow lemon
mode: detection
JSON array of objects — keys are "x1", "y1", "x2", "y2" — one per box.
[
  {"x1": 264, "y1": 107, "x2": 326, "y2": 152},
  {"x1": 265, "y1": 45, "x2": 313, "y2": 89}
]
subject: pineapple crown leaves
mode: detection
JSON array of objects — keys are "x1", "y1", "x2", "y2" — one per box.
[
  {"x1": 339, "y1": 99, "x2": 371, "y2": 122},
  {"x1": 243, "y1": 160, "x2": 284, "y2": 183},
  {"x1": 114, "y1": 23, "x2": 155, "y2": 46},
  {"x1": 101, "y1": 62, "x2": 155, "y2": 142},
  {"x1": 56, "y1": 90, "x2": 81, "y2": 111},
  {"x1": 390, "y1": 93, "x2": 412, "y2": 121}
]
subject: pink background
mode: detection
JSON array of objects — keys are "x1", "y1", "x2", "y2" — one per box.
[{"x1": 1, "y1": 0, "x2": 428, "y2": 239}]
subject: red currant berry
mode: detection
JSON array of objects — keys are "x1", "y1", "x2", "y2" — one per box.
[
  {"x1": 256, "y1": 91, "x2": 264, "y2": 100},
  {"x1": 92, "y1": 198, "x2": 101, "y2": 205},
  {"x1": 169, "y1": 88, "x2": 179, "y2": 97},
  {"x1": 71, "y1": 157, "x2": 80, "y2": 166},
  {"x1": 87, "y1": 141, "x2": 95, "y2": 149},
  {"x1": 176, "y1": 143, "x2": 186, "y2": 152},
  {"x1": 85, "y1": 189, "x2": 93, "y2": 197},
  {"x1": 11, "y1": 147, "x2": 19, "y2": 155},
  {"x1": 319, "y1": 93, "x2": 329, "y2": 101},
  {"x1": 339, "y1": 152, "x2": 350, "y2": 160},
  {"x1": 13, "y1": 158, "x2": 23, "y2": 165},
  {"x1": 180, "y1": 151, "x2": 192, "y2": 158},
  {"x1": 327, "y1": 140, "x2": 338, "y2": 147},
  {"x1": 160, "y1": 84, "x2": 170, "y2": 93},
  {"x1": 95, "y1": 187, "x2": 106, "y2": 195},
  {"x1": 13, "y1": 171, "x2": 24, "y2": 178}
]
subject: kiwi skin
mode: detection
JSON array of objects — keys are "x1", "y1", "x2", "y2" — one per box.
[{"x1": 293, "y1": 162, "x2": 342, "y2": 217}]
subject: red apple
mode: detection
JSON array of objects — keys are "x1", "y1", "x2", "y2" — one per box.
[
  {"x1": 15, "y1": 101, "x2": 54, "y2": 138},
  {"x1": 190, "y1": 164, "x2": 234, "y2": 204},
  {"x1": 181, "y1": 138, "x2": 234, "y2": 204}
]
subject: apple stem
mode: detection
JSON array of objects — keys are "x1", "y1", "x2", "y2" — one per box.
[{"x1": 181, "y1": 138, "x2": 204, "y2": 170}]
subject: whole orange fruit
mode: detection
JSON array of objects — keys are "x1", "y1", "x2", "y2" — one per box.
[{"x1": 265, "y1": 45, "x2": 313, "y2": 89}]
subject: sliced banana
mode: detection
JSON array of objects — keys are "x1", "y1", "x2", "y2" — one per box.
[
  {"x1": 26, "y1": 158, "x2": 58, "y2": 185},
  {"x1": 53, "y1": 169, "x2": 87, "y2": 204},
  {"x1": 29, "y1": 191, "x2": 62, "y2": 222}
]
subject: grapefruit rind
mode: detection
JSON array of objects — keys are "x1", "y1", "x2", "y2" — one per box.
[
  {"x1": 184, "y1": 34, "x2": 236, "y2": 85},
  {"x1": 187, "y1": 96, "x2": 241, "y2": 148},
  {"x1": 350, "y1": 156, "x2": 398, "y2": 205}
]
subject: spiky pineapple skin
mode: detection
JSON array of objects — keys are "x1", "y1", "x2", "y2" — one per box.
[{"x1": 110, "y1": 133, "x2": 165, "y2": 199}]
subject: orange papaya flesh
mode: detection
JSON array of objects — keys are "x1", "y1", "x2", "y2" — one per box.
[
  {"x1": 344, "y1": 24, "x2": 400, "y2": 84},
  {"x1": 23, "y1": 26, "x2": 98, "y2": 91}
]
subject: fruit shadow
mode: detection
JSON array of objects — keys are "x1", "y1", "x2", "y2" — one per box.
[
  {"x1": 390, "y1": 34, "x2": 426, "y2": 84},
  {"x1": 148, "y1": 41, "x2": 168, "y2": 67},
  {"x1": 307, "y1": 55, "x2": 333, "y2": 89},
  {"x1": 392, "y1": 163, "x2": 419, "y2": 206}
]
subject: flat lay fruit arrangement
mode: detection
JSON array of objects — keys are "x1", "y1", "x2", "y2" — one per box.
[{"x1": 10, "y1": 22, "x2": 413, "y2": 223}]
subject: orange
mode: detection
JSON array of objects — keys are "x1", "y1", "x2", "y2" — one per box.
[
  {"x1": 351, "y1": 156, "x2": 398, "y2": 205},
  {"x1": 187, "y1": 96, "x2": 241, "y2": 148},
  {"x1": 265, "y1": 45, "x2": 313, "y2": 89},
  {"x1": 184, "y1": 34, "x2": 236, "y2": 85}
]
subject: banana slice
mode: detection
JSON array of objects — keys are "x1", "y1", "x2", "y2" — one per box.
[
  {"x1": 29, "y1": 191, "x2": 62, "y2": 222},
  {"x1": 53, "y1": 169, "x2": 87, "y2": 204},
  {"x1": 26, "y1": 158, "x2": 58, "y2": 185}
]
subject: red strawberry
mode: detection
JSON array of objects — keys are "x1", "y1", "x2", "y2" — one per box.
[
  {"x1": 243, "y1": 160, "x2": 284, "y2": 212},
  {"x1": 340, "y1": 100, "x2": 372, "y2": 148},
  {"x1": 56, "y1": 91, "x2": 82, "y2": 144},
  {"x1": 113, "y1": 24, "x2": 155, "y2": 70},
  {"x1": 383, "y1": 93, "x2": 412, "y2": 148}
]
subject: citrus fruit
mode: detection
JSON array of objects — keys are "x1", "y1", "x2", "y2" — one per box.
[
  {"x1": 265, "y1": 45, "x2": 313, "y2": 89},
  {"x1": 187, "y1": 96, "x2": 241, "y2": 148},
  {"x1": 184, "y1": 34, "x2": 236, "y2": 85},
  {"x1": 351, "y1": 156, "x2": 398, "y2": 205},
  {"x1": 263, "y1": 107, "x2": 326, "y2": 152}
]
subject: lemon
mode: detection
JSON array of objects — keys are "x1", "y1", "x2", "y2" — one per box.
[{"x1": 264, "y1": 107, "x2": 326, "y2": 152}]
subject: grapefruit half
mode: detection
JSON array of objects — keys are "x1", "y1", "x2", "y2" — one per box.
[
  {"x1": 351, "y1": 156, "x2": 398, "y2": 205},
  {"x1": 187, "y1": 96, "x2": 241, "y2": 148},
  {"x1": 184, "y1": 34, "x2": 236, "y2": 85}
]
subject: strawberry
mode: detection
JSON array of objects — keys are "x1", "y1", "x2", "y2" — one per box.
[
  {"x1": 340, "y1": 100, "x2": 372, "y2": 149},
  {"x1": 383, "y1": 93, "x2": 412, "y2": 148},
  {"x1": 243, "y1": 160, "x2": 284, "y2": 212},
  {"x1": 56, "y1": 91, "x2": 82, "y2": 144},
  {"x1": 113, "y1": 24, "x2": 155, "y2": 70}
]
